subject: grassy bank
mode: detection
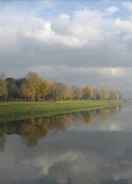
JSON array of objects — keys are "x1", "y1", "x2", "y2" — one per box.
[{"x1": 0, "y1": 100, "x2": 120, "y2": 122}]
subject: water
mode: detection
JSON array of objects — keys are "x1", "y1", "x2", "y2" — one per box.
[{"x1": 0, "y1": 104, "x2": 132, "y2": 183}]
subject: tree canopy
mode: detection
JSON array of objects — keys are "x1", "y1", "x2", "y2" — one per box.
[{"x1": 0, "y1": 72, "x2": 121, "y2": 101}]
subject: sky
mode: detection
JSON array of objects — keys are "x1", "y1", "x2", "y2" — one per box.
[{"x1": 1, "y1": 0, "x2": 132, "y2": 97}]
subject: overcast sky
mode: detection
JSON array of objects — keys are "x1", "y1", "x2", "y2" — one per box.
[{"x1": 1, "y1": 0, "x2": 132, "y2": 97}]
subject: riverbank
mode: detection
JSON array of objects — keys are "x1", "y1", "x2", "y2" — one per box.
[{"x1": 0, "y1": 100, "x2": 120, "y2": 122}]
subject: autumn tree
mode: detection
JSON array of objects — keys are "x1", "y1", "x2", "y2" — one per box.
[
  {"x1": 20, "y1": 72, "x2": 48, "y2": 101},
  {"x1": 109, "y1": 90, "x2": 121, "y2": 100},
  {"x1": 63, "y1": 85, "x2": 74, "y2": 100},
  {"x1": 36, "y1": 79, "x2": 49, "y2": 100},
  {"x1": 99, "y1": 86, "x2": 111, "y2": 100},
  {"x1": 82, "y1": 86, "x2": 96, "y2": 99},
  {"x1": 20, "y1": 79, "x2": 35, "y2": 100},
  {"x1": 0, "y1": 72, "x2": 121, "y2": 101},
  {"x1": 49, "y1": 82, "x2": 66, "y2": 100},
  {"x1": 72, "y1": 86, "x2": 81, "y2": 99}
]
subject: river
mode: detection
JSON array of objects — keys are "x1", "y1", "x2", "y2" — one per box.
[{"x1": 0, "y1": 104, "x2": 132, "y2": 183}]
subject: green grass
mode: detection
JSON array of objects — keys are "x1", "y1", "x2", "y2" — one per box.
[{"x1": 0, "y1": 100, "x2": 120, "y2": 122}]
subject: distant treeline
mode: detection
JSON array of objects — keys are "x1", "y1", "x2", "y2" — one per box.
[{"x1": 0, "y1": 72, "x2": 121, "y2": 101}]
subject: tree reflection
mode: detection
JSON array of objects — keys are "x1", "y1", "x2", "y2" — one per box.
[
  {"x1": 21, "y1": 119, "x2": 49, "y2": 145},
  {"x1": 81, "y1": 111, "x2": 97, "y2": 124},
  {"x1": 0, "y1": 105, "x2": 121, "y2": 146}
]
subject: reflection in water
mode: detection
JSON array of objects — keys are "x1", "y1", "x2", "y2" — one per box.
[
  {"x1": 0, "y1": 106, "x2": 120, "y2": 146},
  {"x1": 1, "y1": 105, "x2": 130, "y2": 184}
]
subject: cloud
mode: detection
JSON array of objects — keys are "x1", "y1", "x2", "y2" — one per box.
[
  {"x1": 106, "y1": 6, "x2": 119, "y2": 15},
  {"x1": 0, "y1": 1, "x2": 132, "y2": 95},
  {"x1": 24, "y1": 9, "x2": 105, "y2": 48},
  {"x1": 114, "y1": 18, "x2": 132, "y2": 33},
  {"x1": 123, "y1": 1, "x2": 132, "y2": 11}
]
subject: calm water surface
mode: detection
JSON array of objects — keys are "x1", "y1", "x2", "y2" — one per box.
[{"x1": 1, "y1": 104, "x2": 132, "y2": 183}]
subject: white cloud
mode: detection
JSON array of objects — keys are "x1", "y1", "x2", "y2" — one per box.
[
  {"x1": 106, "y1": 6, "x2": 119, "y2": 15},
  {"x1": 24, "y1": 9, "x2": 105, "y2": 48},
  {"x1": 123, "y1": 1, "x2": 132, "y2": 11},
  {"x1": 0, "y1": 6, "x2": 102, "y2": 50},
  {"x1": 114, "y1": 18, "x2": 132, "y2": 33},
  {"x1": 0, "y1": 6, "x2": 130, "y2": 50}
]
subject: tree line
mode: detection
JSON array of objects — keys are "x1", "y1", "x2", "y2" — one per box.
[{"x1": 0, "y1": 72, "x2": 121, "y2": 101}]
